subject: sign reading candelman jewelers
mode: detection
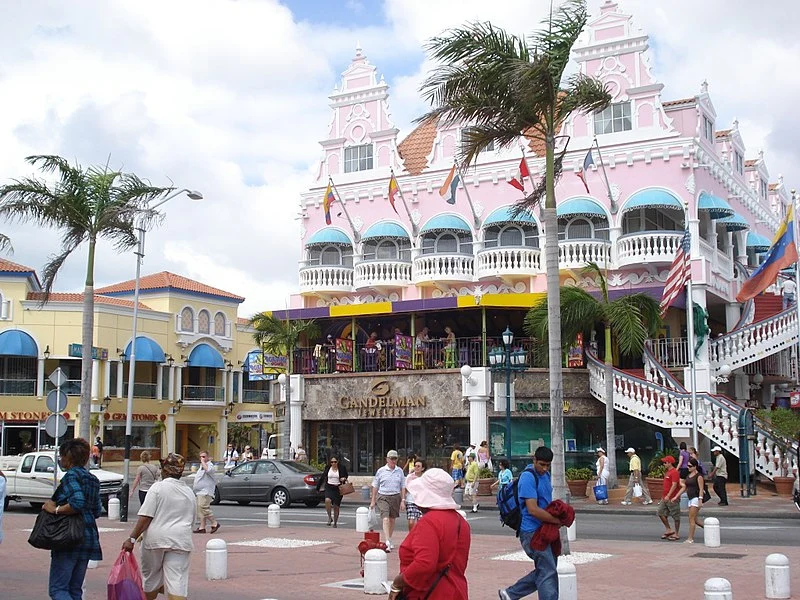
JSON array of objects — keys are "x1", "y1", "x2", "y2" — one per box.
[{"x1": 338, "y1": 379, "x2": 427, "y2": 418}]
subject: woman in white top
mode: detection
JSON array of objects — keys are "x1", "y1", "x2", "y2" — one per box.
[
  {"x1": 316, "y1": 456, "x2": 349, "y2": 527},
  {"x1": 404, "y1": 459, "x2": 427, "y2": 531},
  {"x1": 595, "y1": 447, "x2": 610, "y2": 505}
]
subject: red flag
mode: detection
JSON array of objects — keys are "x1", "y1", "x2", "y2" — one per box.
[
  {"x1": 508, "y1": 157, "x2": 530, "y2": 192},
  {"x1": 388, "y1": 174, "x2": 400, "y2": 215}
]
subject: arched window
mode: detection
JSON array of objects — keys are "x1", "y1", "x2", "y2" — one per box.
[
  {"x1": 499, "y1": 226, "x2": 523, "y2": 246},
  {"x1": 321, "y1": 246, "x2": 342, "y2": 266},
  {"x1": 214, "y1": 312, "x2": 226, "y2": 336},
  {"x1": 198, "y1": 310, "x2": 210, "y2": 334},
  {"x1": 421, "y1": 232, "x2": 473, "y2": 255},
  {"x1": 376, "y1": 240, "x2": 398, "y2": 260},
  {"x1": 180, "y1": 307, "x2": 194, "y2": 332},
  {"x1": 484, "y1": 224, "x2": 538, "y2": 248},
  {"x1": 566, "y1": 218, "x2": 592, "y2": 239},
  {"x1": 558, "y1": 217, "x2": 609, "y2": 241},
  {"x1": 436, "y1": 233, "x2": 458, "y2": 253}
]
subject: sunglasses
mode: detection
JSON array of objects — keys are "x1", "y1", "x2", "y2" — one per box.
[{"x1": 330, "y1": 460, "x2": 338, "y2": 464}]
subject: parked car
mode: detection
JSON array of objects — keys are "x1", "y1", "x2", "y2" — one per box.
[{"x1": 212, "y1": 459, "x2": 323, "y2": 508}]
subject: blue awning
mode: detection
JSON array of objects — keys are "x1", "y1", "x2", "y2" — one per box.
[
  {"x1": 718, "y1": 212, "x2": 749, "y2": 232},
  {"x1": 557, "y1": 198, "x2": 607, "y2": 218},
  {"x1": 0, "y1": 330, "x2": 38, "y2": 357},
  {"x1": 420, "y1": 214, "x2": 472, "y2": 234},
  {"x1": 698, "y1": 192, "x2": 734, "y2": 219},
  {"x1": 123, "y1": 337, "x2": 166, "y2": 363},
  {"x1": 483, "y1": 206, "x2": 537, "y2": 227},
  {"x1": 621, "y1": 189, "x2": 683, "y2": 214},
  {"x1": 362, "y1": 222, "x2": 410, "y2": 240},
  {"x1": 188, "y1": 343, "x2": 224, "y2": 368},
  {"x1": 305, "y1": 228, "x2": 352, "y2": 246},
  {"x1": 746, "y1": 232, "x2": 772, "y2": 252}
]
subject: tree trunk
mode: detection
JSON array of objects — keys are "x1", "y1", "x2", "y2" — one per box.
[
  {"x1": 79, "y1": 240, "x2": 97, "y2": 442},
  {"x1": 283, "y1": 352, "x2": 292, "y2": 461},
  {"x1": 604, "y1": 325, "x2": 618, "y2": 487}
]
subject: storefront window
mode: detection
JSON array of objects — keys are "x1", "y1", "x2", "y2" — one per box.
[{"x1": 102, "y1": 422, "x2": 161, "y2": 448}]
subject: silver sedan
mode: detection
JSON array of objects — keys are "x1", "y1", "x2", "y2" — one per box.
[{"x1": 211, "y1": 459, "x2": 324, "y2": 508}]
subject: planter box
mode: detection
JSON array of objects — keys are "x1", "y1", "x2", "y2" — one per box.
[
  {"x1": 567, "y1": 480, "x2": 589, "y2": 498},
  {"x1": 645, "y1": 477, "x2": 664, "y2": 502},
  {"x1": 477, "y1": 478, "x2": 497, "y2": 496},
  {"x1": 773, "y1": 476, "x2": 796, "y2": 497}
]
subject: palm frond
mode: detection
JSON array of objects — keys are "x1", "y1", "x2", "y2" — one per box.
[
  {"x1": 582, "y1": 262, "x2": 608, "y2": 301},
  {"x1": 605, "y1": 299, "x2": 648, "y2": 356},
  {"x1": 557, "y1": 75, "x2": 611, "y2": 122},
  {"x1": 529, "y1": 0, "x2": 588, "y2": 80},
  {"x1": 250, "y1": 313, "x2": 320, "y2": 359},
  {"x1": 40, "y1": 244, "x2": 81, "y2": 302},
  {"x1": 0, "y1": 233, "x2": 12, "y2": 253},
  {"x1": 512, "y1": 144, "x2": 565, "y2": 215},
  {"x1": 524, "y1": 285, "x2": 602, "y2": 348}
]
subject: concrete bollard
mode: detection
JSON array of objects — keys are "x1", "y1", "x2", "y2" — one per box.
[
  {"x1": 361, "y1": 486, "x2": 371, "y2": 501},
  {"x1": 703, "y1": 577, "x2": 732, "y2": 599},
  {"x1": 679, "y1": 492, "x2": 689, "y2": 511},
  {"x1": 107, "y1": 497, "x2": 120, "y2": 521},
  {"x1": 356, "y1": 506, "x2": 370, "y2": 532},
  {"x1": 268, "y1": 504, "x2": 280, "y2": 528},
  {"x1": 567, "y1": 519, "x2": 576, "y2": 542},
  {"x1": 205, "y1": 539, "x2": 228, "y2": 581},
  {"x1": 557, "y1": 560, "x2": 577, "y2": 600},
  {"x1": 452, "y1": 487, "x2": 464, "y2": 506},
  {"x1": 765, "y1": 553, "x2": 791, "y2": 599},
  {"x1": 704, "y1": 517, "x2": 720, "y2": 548},
  {"x1": 363, "y1": 548, "x2": 387, "y2": 595}
]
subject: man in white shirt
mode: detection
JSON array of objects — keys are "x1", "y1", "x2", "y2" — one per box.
[
  {"x1": 192, "y1": 451, "x2": 220, "y2": 533},
  {"x1": 782, "y1": 278, "x2": 796, "y2": 309},
  {"x1": 222, "y1": 444, "x2": 239, "y2": 470},
  {"x1": 369, "y1": 450, "x2": 406, "y2": 552}
]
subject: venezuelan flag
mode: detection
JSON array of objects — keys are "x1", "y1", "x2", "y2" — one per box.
[
  {"x1": 323, "y1": 183, "x2": 336, "y2": 225},
  {"x1": 737, "y1": 206, "x2": 798, "y2": 302}
]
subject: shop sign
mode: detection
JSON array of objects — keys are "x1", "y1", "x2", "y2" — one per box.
[
  {"x1": 790, "y1": 391, "x2": 800, "y2": 408},
  {"x1": 339, "y1": 379, "x2": 427, "y2": 418},
  {"x1": 235, "y1": 411, "x2": 275, "y2": 423},
  {"x1": 246, "y1": 350, "x2": 286, "y2": 381},
  {"x1": 394, "y1": 334, "x2": 413, "y2": 370},
  {"x1": 0, "y1": 411, "x2": 51, "y2": 421},
  {"x1": 515, "y1": 401, "x2": 550, "y2": 414},
  {"x1": 69, "y1": 343, "x2": 109, "y2": 361},
  {"x1": 335, "y1": 338, "x2": 353, "y2": 372},
  {"x1": 106, "y1": 413, "x2": 160, "y2": 422}
]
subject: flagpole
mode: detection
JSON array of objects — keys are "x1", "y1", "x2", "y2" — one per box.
[
  {"x1": 593, "y1": 138, "x2": 617, "y2": 215},
  {"x1": 454, "y1": 161, "x2": 482, "y2": 230},
  {"x1": 391, "y1": 169, "x2": 419, "y2": 239},
  {"x1": 329, "y1": 178, "x2": 361, "y2": 243},
  {"x1": 684, "y1": 202, "x2": 699, "y2": 450},
  {"x1": 792, "y1": 191, "x2": 800, "y2": 384}
]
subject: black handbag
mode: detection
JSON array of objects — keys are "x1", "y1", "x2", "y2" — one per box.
[{"x1": 28, "y1": 510, "x2": 85, "y2": 551}]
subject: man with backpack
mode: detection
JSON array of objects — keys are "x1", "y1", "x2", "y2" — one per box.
[{"x1": 498, "y1": 446, "x2": 562, "y2": 600}]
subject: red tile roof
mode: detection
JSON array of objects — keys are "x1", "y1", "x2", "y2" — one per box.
[
  {"x1": 0, "y1": 258, "x2": 36, "y2": 273},
  {"x1": 715, "y1": 129, "x2": 731, "y2": 138},
  {"x1": 397, "y1": 117, "x2": 439, "y2": 176},
  {"x1": 237, "y1": 317, "x2": 251, "y2": 326},
  {"x1": 662, "y1": 97, "x2": 695, "y2": 107},
  {"x1": 744, "y1": 159, "x2": 757, "y2": 167},
  {"x1": 26, "y1": 292, "x2": 151, "y2": 309},
  {"x1": 769, "y1": 183, "x2": 780, "y2": 191},
  {"x1": 96, "y1": 271, "x2": 244, "y2": 302}
]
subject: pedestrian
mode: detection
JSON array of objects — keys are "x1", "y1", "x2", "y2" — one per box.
[
  {"x1": 405, "y1": 458, "x2": 427, "y2": 532},
  {"x1": 241, "y1": 446, "x2": 254, "y2": 462},
  {"x1": 122, "y1": 453, "x2": 195, "y2": 600},
  {"x1": 222, "y1": 443, "x2": 239, "y2": 470},
  {"x1": 387, "y1": 468, "x2": 470, "y2": 600},
  {"x1": 403, "y1": 453, "x2": 418, "y2": 474},
  {"x1": 0, "y1": 468, "x2": 6, "y2": 544},
  {"x1": 709, "y1": 446, "x2": 729, "y2": 506},
  {"x1": 656, "y1": 455, "x2": 685, "y2": 541},
  {"x1": 595, "y1": 447, "x2": 609, "y2": 505},
  {"x1": 477, "y1": 440, "x2": 492, "y2": 469},
  {"x1": 192, "y1": 450, "x2": 220, "y2": 534},
  {"x1": 782, "y1": 277, "x2": 796, "y2": 309},
  {"x1": 498, "y1": 446, "x2": 565, "y2": 600},
  {"x1": 464, "y1": 442, "x2": 478, "y2": 462},
  {"x1": 130, "y1": 450, "x2": 160, "y2": 505},
  {"x1": 94, "y1": 436, "x2": 104, "y2": 467},
  {"x1": 621, "y1": 447, "x2": 652, "y2": 505},
  {"x1": 684, "y1": 458, "x2": 705, "y2": 544},
  {"x1": 317, "y1": 456, "x2": 348, "y2": 528},
  {"x1": 491, "y1": 459, "x2": 512, "y2": 493},
  {"x1": 677, "y1": 441, "x2": 690, "y2": 480},
  {"x1": 369, "y1": 450, "x2": 406, "y2": 552},
  {"x1": 43, "y1": 438, "x2": 103, "y2": 600},
  {"x1": 464, "y1": 454, "x2": 480, "y2": 513},
  {"x1": 295, "y1": 444, "x2": 307, "y2": 463},
  {"x1": 449, "y1": 444, "x2": 464, "y2": 488}
]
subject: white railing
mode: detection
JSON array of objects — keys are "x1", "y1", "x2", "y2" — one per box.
[
  {"x1": 475, "y1": 247, "x2": 541, "y2": 279},
  {"x1": 558, "y1": 240, "x2": 611, "y2": 269},
  {"x1": 741, "y1": 351, "x2": 794, "y2": 379},
  {"x1": 716, "y1": 250, "x2": 733, "y2": 277},
  {"x1": 698, "y1": 238, "x2": 716, "y2": 263},
  {"x1": 412, "y1": 254, "x2": 474, "y2": 284},
  {"x1": 648, "y1": 337, "x2": 690, "y2": 369},
  {"x1": 709, "y1": 308, "x2": 799, "y2": 371},
  {"x1": 354, "y1": 260, "x2": 412, "y2": 289},
  {"x1": 616, "y1": 231, "x2": 683, "y2": 267},
  {"x1": 299, "y1": 265, "x2": 354, "y2": 293}
]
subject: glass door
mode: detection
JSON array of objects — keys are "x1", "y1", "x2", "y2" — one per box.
[{"x1": 356, "y1": 422, "x2": 373, "y2": 474}]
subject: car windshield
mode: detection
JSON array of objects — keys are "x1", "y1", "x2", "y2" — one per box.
[{"x1": 280, "y1": 461, "x2": 317, "y2": 473}]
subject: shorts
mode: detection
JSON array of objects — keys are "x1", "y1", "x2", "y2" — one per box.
[
  {"x1": 688, "y1": 497, "x2": 701, "y2": 508},
  {"x1": 679, "y1": 468, "x2": 689, "y2": 480},
  {"x1": 141, "y1": 547, "x2": 190, "y2": 597},
  {"x1": 196, "y1": 494, "x2": 215, "y2": 520},
  {"x1": 657, "y1": 499, "x2": 680, "y2": 519},
  {"x1": 451, "y1": 468, "x2": 463, "y2": 481},
  {"x1": 376, "y1": 493, "x2": 401, "y2": 519},
  {"x1": 406, "y1": 502, "x2": 422, "y2": 520},
  {"x1": 324, "y1": 484, "x2": 343, "y2": 507}
]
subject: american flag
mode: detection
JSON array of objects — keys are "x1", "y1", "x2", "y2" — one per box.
[{"x1": 659, "y1": 229, "x2": 691, "y2": 317}]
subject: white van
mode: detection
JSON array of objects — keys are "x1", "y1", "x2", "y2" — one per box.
[{"x1": 266, "y1": 434, "x2": 283, "y2": 459}]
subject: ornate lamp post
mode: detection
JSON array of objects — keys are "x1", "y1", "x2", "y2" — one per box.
[{"x1": 488, "y1": 327, "x2": 527, "y2": 462}]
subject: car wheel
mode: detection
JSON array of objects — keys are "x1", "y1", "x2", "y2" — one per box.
[
  {"x1": 304, "y1": 500, "x2": 321, "y2": 508},
  {"x1": 211, "y1": 487, "x2": 221, "y2": 505},
  {"x1": 271, "y1": 487, "x2": 290, "y2": 508},
  {"x1": 237, "y1": 500, "x2": 251, "y2": 506},
  {"x1": 30, "y1": 502, "x2": 44, "y2": 511}
]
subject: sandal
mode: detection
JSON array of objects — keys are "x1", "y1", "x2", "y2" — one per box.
[
  {"x1": 660, "y1": 531, "x2": 676, "y2": 539},
  {"x1": 193, "y1": 529, "x2": 207, "y2": 534},
  {"x1": 684, "y1": 539, "x2": 694, "y2": 544},
  {"x1": 210, "y1": 523, "x2": 221, "y2": 534},
  {"x1": 667, "y1": 534, "x2": 680, "y2": 541}
]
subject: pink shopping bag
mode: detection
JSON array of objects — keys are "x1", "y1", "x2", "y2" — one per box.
[{"x1": 107, "y1": 550, "x2": 146, "y2": 600}]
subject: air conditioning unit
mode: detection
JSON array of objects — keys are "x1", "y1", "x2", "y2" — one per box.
[{"x1": 493, "y1": 382, "x2": 515, "y2": 412}]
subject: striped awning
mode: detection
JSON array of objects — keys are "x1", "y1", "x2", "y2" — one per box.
[
  {"x1": 718, "y1": 212, "x2": 749, "y2": 232},
  {"x1": 483, "y1": 206, "x2": 537, "y2": 227},
  {"x1": 362, "y1": 222, "x2": 410, "y2": 240},
  {"x1": 420, "y1": 214, "x2": 472, "y2": 234},
  {"x1": 305, "y1": 228, "x2": 352, "y2": 246},
  {"x1": 621, "y1": 189, "x2": 683, "y2": 214},
  {"x1": 698, "y1": 192, "x2": 734, "y2": 219},
  {"x1": 746, "y1": 232, "x2": 772, "y2": 252},
  {"x1": 557, "y1": 198, "x2": 607, "y2": 219}
]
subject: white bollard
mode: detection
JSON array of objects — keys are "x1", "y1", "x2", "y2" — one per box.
[
  {"x1": 703, "y1": 517, "x2": 721, "y2": 548},
  {"x1": 356, "y1": 506, "x2": 370, "y2": 532},
  {"x1": 567, "y1": 519, "x2": 576, "y2": 542},
  {"x1": 363, "y1": 548, "x2": 387, "y2": 595},
  {"x1": 107, "y1": 497, "x2": 120, "y2": 521},
  {"x1": 268, "y1": 504, "x2": 280, "y2": 528},
  {"x1": 765, "y1": 553, "x2": 791, "y2": 599},
  {"x1": 557, "y1": 560, "x2": 577, "y2": 600},
  {"x1": 205, "y1": 539, "x2": 228, "y2": 581},
  {"x1": 703, "y1": 577, "x2": 732, "y2": 599}
]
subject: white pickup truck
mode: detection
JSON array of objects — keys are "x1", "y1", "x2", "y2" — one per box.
[{"x1": 1, "y1": 451, "x2": 124, "y2": 511}]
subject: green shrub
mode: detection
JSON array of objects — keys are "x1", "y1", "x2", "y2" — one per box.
[
  {"x1": 477, "y1": 467, "x2": 495, "y2": 479},
  {"x1": 756, "y1": 408, "x2": 800, "y2": 440},
  {"x1": 565, "y1": 467, "x2": 593, "y2": 480},
  {"x1": 648, "y1": 463, "x2": 669, "y2": 478},
  {"x1": 647, "y1": 449, "x2": 679, "y2": 473}
]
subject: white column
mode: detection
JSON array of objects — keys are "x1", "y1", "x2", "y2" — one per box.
[
  {"x1": 685, "y1": 283, "x2": 712, "y2": 392},
  {"x1": 724, "y1": 302, "x2": 741, "y2": 332},
  {"x1": 156, "y1": 366, "x2": 163, "y2": 401},
  {"x1": 116, "y1": 361, "x2": 124, "y2": 398},
  {"x1": 221, "y1": 371, "x2": 228, "y2": 404},
  {"x1": 228, "y1": 371, "x2": 235, "y2": 405},
  {"x1": 37, "y1": 358, "x2": 45, "y2": 398},
  {"x1": 103, "y1": 360, "x2": 111, "y2": 398},
  {"x1": 218, "y1": 414, "x2": 228, "y2": 459},
  {"x1": 469, "y1": 396, "x2": 490, "y2": 448},
  {"x1": 608, "y1": 224, "x2": 622, "y2": 265},
  {"x1": 237, "y1": 370, "x2": 244, "y2": 404},
  {"x1": 175, "y1": 366, "x2": 183, "y2": 400},
  {"x1": 289, "y1": 374, "x2": 303, "y2": 450},
  {"x1": 167, "y1": 366, "x2": 175, "y2": 402},
  {"x1": 91, "y1": 359, "x2": 100, "y2": 401},
  {"x1": 166, "y1": 412, "x2": 176, "y2": 453}
]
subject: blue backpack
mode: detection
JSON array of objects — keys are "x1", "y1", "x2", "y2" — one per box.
[{"x1": 496, "y1": 466, "x2": 538, "y2": 536}]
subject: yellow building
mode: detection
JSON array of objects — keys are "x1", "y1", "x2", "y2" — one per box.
[{"x1": 0, "y1": 258, "x2": 277, "y2": 461}]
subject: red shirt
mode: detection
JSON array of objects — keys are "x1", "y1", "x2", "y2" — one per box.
[
  {"x1": 398, "y1": 509, "x2": 470, "y2": 600},
  {"x1": 662, "y1": 467, "x2": 680, "y2": 498}
]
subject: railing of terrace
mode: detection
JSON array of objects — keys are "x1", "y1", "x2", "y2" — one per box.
[{"x1": 0, "y1": 378, "x2": 36, "y2": 396}]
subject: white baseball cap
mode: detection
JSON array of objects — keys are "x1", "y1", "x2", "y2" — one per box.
[
  {"x1": 625, "y1": 447, "x2": 636, "y2": 453},
  {"x1": 712, "y1": 446, "x2": 723, "y2": 452}
]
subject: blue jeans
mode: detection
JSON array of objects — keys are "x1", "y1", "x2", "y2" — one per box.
[
  {"x1": 503, "y1": 530, "x2": 559, "y2": 600},
  {"x1": 49, "y1": 553, "x2": 89, "y2": 600}
]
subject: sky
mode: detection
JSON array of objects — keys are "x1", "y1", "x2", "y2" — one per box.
[{"x1": 1, "y1": 0, "x2": 798, "y2": 317}]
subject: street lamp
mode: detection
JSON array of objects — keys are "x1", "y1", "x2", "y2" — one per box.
[
  {"x1": 121, "y1": 188, "x2": 203, "y2": 522},
  {"x1": 488, "y1": 327, "x2": 527, "y2": 462}
]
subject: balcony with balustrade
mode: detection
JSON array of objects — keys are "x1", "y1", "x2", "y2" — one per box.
[
  {"x1": 300, "y1": 227, "x2": 355, "y2": 295},
  {"x1": 616, "y1": 231, "x2": 684, "y2": 268},
  {"x1": 181, "y1": 385, "x2": 225, "y2": 406}
]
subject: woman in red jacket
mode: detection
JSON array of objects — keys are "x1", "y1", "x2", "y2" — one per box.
[{"x1": 387, "y1": 468, "x2": 470, "y2": 600}]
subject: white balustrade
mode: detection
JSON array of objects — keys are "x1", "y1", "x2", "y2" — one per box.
[
  {"x1": 354, "y1": 260, "x2": 412, "y2": 289},
  {"x1": 558, "y1": 240, "x2": 611, "y2": 269},
  {"x1": 616, "y1": 231, "x2": 683, "y2": 267},
  {"x1": 412, "y1": 254, "x2": 474, "y2": 284},
  {"x1": 299, "y1": 265, "x2": 354, "y2": 293},
  {"x1": 475, "y1": 247, "x2": 541, "y2": 279},
  {"x1": 709, "y1": 310, "x2": 798, "y2": 370}
]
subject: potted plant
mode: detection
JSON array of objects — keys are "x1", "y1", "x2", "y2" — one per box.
[
  {"x1": 565, "y1": 467, "x2": 593, "y2": 497},
  {"x1": 476, "y1": 466, "x2": 497, "y2": 496},
  {"x1": 756, "y1": 408, "x2": 800, "y2": 496},
  {"x1": 645, "y1": 449, "x2": 678, "y2": 501}
]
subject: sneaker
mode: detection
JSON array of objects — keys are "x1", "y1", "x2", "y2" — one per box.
[
  {"x1": 643, "y1": 500, "x2": 653, "y2": 505},
  {"x1": 498, "y1": 589, "x2": 512, "y2": 600},
  {"x1": 621, "y1": 501, "x2": 631, "y2": 505},
  {"x1": 385, "y1": 540, "x2": 393, "y2": 552}
]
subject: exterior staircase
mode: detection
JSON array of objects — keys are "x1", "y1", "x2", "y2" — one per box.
[{"x1": 753, "y1": 293, "x2": 783, "y2": 321}]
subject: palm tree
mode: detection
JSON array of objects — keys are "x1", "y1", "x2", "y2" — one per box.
[
  {"x1": 524, "y1": 262, "x2": 662, "y2": 487},
  {"x1": 0, "y1": 155, "x2": 173, "y2": 440},
  {"x1": 0, "y1": 234, "x2": 11, "y2": 253},
  {"x1": 419, "y1": 0, "x2": 610, "y2": 504},
  {"x1": 249, "y1": 312, "x2": 320, "y2": 460}
]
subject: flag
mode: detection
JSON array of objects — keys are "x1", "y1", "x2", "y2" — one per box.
[
  {"x1": 388, "y1": 173, "x2": 400, "y2": 215},
  {"x1": 508, "y1": 157, "x2": 530, "y2": 192},
  {"x1": 439, "y1": 164, "x2": 460, "y2": 205},
  {"x1": 736, "y1": 206, "x2": 798, "y2": 302},
  {"x1": 323, "y1": 182, "x2": 336, "y2": 225},
  {"x1": 575, "y1": 149, "x2": 595, "y2": 193},
  {"x1": 659, "y1": 229, "x2": 691, "y2": 317}
]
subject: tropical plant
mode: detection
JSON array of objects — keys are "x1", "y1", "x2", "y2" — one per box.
[
  {"x1": 227, "y1": 423, "x2": 254, "y2": 451},
  {"x1": 249, "y1": 312, "x2": 320, "y2": 460},
  {"x1": 477, "y1": 466, "x2": 495, "y2": 479},
  {"x1": 525, "y1": 262, "x2": 661, "y2": 487},
  {"x1": 198, "y1": 423, "x2": 219, "y2": 448},
  {"x1": 0, "y1": 155, "x2": 172, "y2": 440},
  {"x1": 565, "y1": 467, "x2": 593, "y2": 480},
  {"x1": 0, "y1": 233, "x2": 11, "y2": 253},
  {"x1": 419, "y1": 0, "x2": 611, "y2": 515},
  {"x1": 756, "y1": 408, "x2": 800, "y2": 441},
  {"x1": 647, "y1": 449, "x2": 679, "y2": 477}
]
